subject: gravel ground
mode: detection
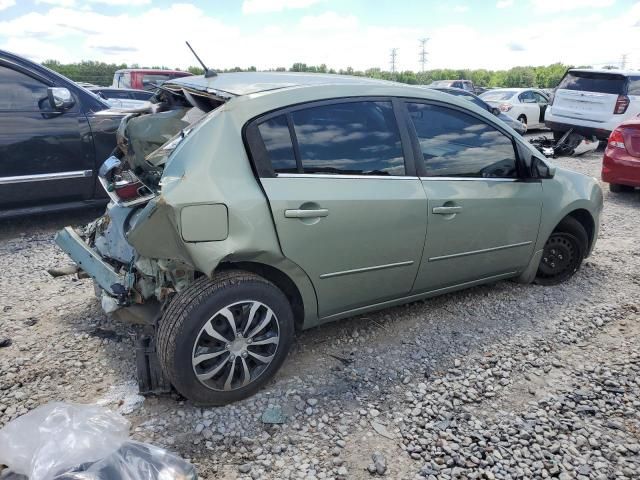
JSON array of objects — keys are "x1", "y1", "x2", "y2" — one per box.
[{"x1": 1, "y1": 136, "x2": 639, "y2": 479}]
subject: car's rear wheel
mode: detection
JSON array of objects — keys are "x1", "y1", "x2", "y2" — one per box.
[
  {"x1": 517, "y1": 114, "x2": 527, "y2": 126},
  {"x1": 535, "y1": 217, "x2": 588, "y2": 286},
  {"x1": 609, "y1": 183, "x2": 634, "y2": 193},
  {"x1": 157, "y1": 271, "x2": 294, "y2": 405}
]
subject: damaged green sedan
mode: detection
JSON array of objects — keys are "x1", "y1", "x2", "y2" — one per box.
[{"x1": 56, "y1": 72, "x2": 603, "y2": 405}]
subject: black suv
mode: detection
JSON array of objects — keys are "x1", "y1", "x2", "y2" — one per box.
[{"x1": 0, "y1": 50, "x2": 126, "y2": 218}]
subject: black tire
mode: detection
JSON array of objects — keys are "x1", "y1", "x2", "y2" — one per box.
[
  {"x1": 535, "y1": 217, "x2": 588, "y2": 286},
  {"x1": 609, "y1": 183, "x2": 634, "y2": 193},
  {"x1": 517, "y1": 115, "x2": 527, "y2": 126},
  {"x1": 157, "y1": 270, "x2": 294, "y2": 405}
]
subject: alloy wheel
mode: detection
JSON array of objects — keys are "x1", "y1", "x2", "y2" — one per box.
[{"x1": 191, "y1": 300, "x2": 280, "y2": 391}]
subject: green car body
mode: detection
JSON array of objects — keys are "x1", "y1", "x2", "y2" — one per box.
[{"x1": 56, "y1": 73, "x2": 603, "y2": 404}]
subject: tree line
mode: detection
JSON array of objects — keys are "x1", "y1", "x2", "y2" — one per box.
[{"x1": 42, "y1": 59, "x2": 581, "y2": 89}]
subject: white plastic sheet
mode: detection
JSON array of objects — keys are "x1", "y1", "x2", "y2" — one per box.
[{"x1": 0, "y1": 403, "x2": 196, "y2": 480}]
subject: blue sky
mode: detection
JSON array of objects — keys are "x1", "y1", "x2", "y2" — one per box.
[{"x1": 0, "y1": 0, "x2": 639, "y2": 71}]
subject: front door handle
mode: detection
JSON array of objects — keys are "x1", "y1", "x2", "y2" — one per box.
[
  {"x1": 285, "y1": 208, "x2": 329, "y2": 219},
  {"x1": 432, "y1": 206, "x2": 462, "y2": 215}
]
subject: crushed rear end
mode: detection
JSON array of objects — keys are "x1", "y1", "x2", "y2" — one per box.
[{"x1": 55, "y1": 82, "x2": 231, "y2": 323}]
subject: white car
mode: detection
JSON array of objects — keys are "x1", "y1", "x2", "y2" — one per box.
[
  {"x1": 480, "y1": 88, "x2": 550, "y2": 130},
  {"x1": 545, "y1": 69, "x2": 640, "y2": 140}
]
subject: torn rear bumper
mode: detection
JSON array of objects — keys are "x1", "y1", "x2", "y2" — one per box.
[{"x1": 54, "y1": 226, "x2": 131, "y2": 301}]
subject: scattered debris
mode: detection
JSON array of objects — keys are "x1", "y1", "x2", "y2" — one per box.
[
  {"x1": 96, "y1": 381, "x2": 145, "y2": 414},
  {"x1": 529, "y1": 129, "x2": 600, "y2": 158},
  {"x1": 89, "y1": 327, "x2": 123, "y2": 342},
  {"x1": 23, "y1": 318, "x2": 37, "y2": 327},
  {"x1": 0, "y1": 403, "x2": 196, "y2": 480},
  {"x1": 261, "y1": 405, "x2": 286, "y2": 424},
  {"x1": 46, "y1": 265, "x2": 79, "y2": 277},
  {"x1": 0, "y1": 339, "x2": 11, "y2": 348},
  {"x1": 329, "y1": 354, "x2": 354, "y2": 366},
  {"x1": 371, "y1": 421, "x2": 394, "y2": 439}
]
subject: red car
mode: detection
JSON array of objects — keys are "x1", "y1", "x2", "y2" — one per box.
[
  {"x1": 602, "y1": 117, "x2": 640, "y2": 192},
  {"x1": 112, "y1": 69, "x2": 192, "y2": 91}
]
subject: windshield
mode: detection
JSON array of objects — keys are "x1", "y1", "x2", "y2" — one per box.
[
  {"x1": 557, "y1": 71, "x2": 627, "y2": 94},
  {"x1": 430, "y1": 80, "x2": 454, "y2": 87},
  {"x1": 481, "y1": 90, "x2": 518, "y2": 101}
]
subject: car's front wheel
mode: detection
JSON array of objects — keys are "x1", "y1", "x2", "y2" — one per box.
[
  {"x1": 157, "y1": 271, "x2": 294, "y2": 405},
  {"x1": 535, "y1": 217, "x2": 588, "y2": 286}
]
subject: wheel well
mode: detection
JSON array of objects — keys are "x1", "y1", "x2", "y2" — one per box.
[
  {"x1": 518, "y1": 114, "x2": 527, "y2": 122},
  {"x1": 562, "y1": 209, "x2": 595, "y2": 253},
  {"x1": 215, "y1": 261, "x2": 305, "y2": 331}
]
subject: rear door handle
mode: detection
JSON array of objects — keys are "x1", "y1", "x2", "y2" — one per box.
[
  {"x1": 432, "y1": 206, "x2": 462, "y2": 215},
  {"x1": 284, "y1": 208, "x2": 329, "y2": 219}
]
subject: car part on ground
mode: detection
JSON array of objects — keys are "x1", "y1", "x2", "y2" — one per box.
[
  {"x1": 0, "y1": 403, "x2": 197, "y2": 480},
  {"x1": 545, "y1": 69, "x2": 640, "y2": 140},
  {"x1": 55, "y1": 72, "x2": 603, "y2": 405},
  {"x1": 529, "y1": 129, "x2": 600, "y2": 158},
  {"x1": 601, "y1": 116, "x2": 640, "y2": 192}
]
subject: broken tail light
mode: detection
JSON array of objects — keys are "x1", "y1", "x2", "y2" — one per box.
[
  {"x1": 499, "y1": 103, "x2": 512, "y2": 112},
  {"x1": 614, "y1": 95, "x2": 630, "y2": 114},
  {"x1": 608, "y1": 128, "x2": 627, "y2": 151},
  {"x1": 98, "y1": 156, "x2": 157, "y2": 207}
]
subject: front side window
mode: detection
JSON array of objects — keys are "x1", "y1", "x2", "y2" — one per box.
[
  {"x1": 533, "y1": 92, "x2": 548, "y2": 104},
  {"x1": 291, "y1": 101, "x2": 404, "y2": 175},
  {"x1": 0, "y1": 65, "x2": 49, "y2": 111},
  {"x1": 407, "y1": 103, "x2": 517, "y2": 179}
]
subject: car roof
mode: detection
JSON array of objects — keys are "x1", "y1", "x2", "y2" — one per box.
[
  {"x1": 166, "y1": 71, "x2": 399, "y2": 97},
  {"x1": 568, "y1": 68, "x2": 639, "y2": 77},
  {"x1": 114, "y1": 69, "x2": 191, "y2": 75},
  {"x1": 428, "y1": 86, "x2": 476, "y2": 95}
]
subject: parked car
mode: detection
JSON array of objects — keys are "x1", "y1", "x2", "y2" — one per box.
[
  {"x1": 112, "y1": 69, "x2": 192, "y2": 91},
  {"x1": 480, "y1": 88, "x2": 550, "y2": 129},
  {"x1": 428, "y1": 79, "x2": 477, "y2": 93},
  {"x1": 601, "y1": 116, "x2": 640, "y2": 192},
  {"x1": 428, "y1": 86, "x2": 527, "y2": 134},
  {"x1": 87, "y1": 87, "x2": 154, "y2": 110},
  {"x1": 0, "y1": 49, "x2": 127, "y2": 219},
  {"x1": 546, "y1": 69, "x2": 640, "y2": 140},
  {"x1": 56, "y1": 72, "x2": 603, "y2": 405}
]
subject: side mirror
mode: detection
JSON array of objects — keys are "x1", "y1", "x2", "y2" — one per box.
[
  {"x1": 491, "y1": 107, "x2": 501, "y2": 116},
  {"x1": 532, "y1": 156, "x2": 555, "y2": 179},
  {"x1": 48, "y1": 87, "x2": 75, "y2": 111}
]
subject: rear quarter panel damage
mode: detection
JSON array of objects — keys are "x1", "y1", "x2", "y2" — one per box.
[{"x1": 125, "y1": 104, "x2": 319, "y2": 327}]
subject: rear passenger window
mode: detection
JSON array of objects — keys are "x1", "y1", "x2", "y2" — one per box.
[
  {"x1": 291, "y1": 101, "x2": 404, "y2": 175},
  {"x1": 629, "y1": 77, "x2": 640, "y2": 96},
  {"x1": 258, "y1": 115, "x2": 298, "y2": 173},
  {"x1": 407, "y1": 103, "x2": 517, "y2": 178}
]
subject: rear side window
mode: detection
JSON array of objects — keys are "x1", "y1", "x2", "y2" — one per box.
[
  {"x1": 258, "y1": 115, "x2": 298, "y2": 173},
  {"x1": 629, "y1": 76, "x2": 640, "y2": 96},
  {"x1": 557, "y1": 72, "x2": 626, "y2": 94},
  {"x1": 0, "y1": 65, "x2": 50, "y2": 111},
  {"x1": 407, "y1": 103, "x2": 517, "y2": 178}
]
